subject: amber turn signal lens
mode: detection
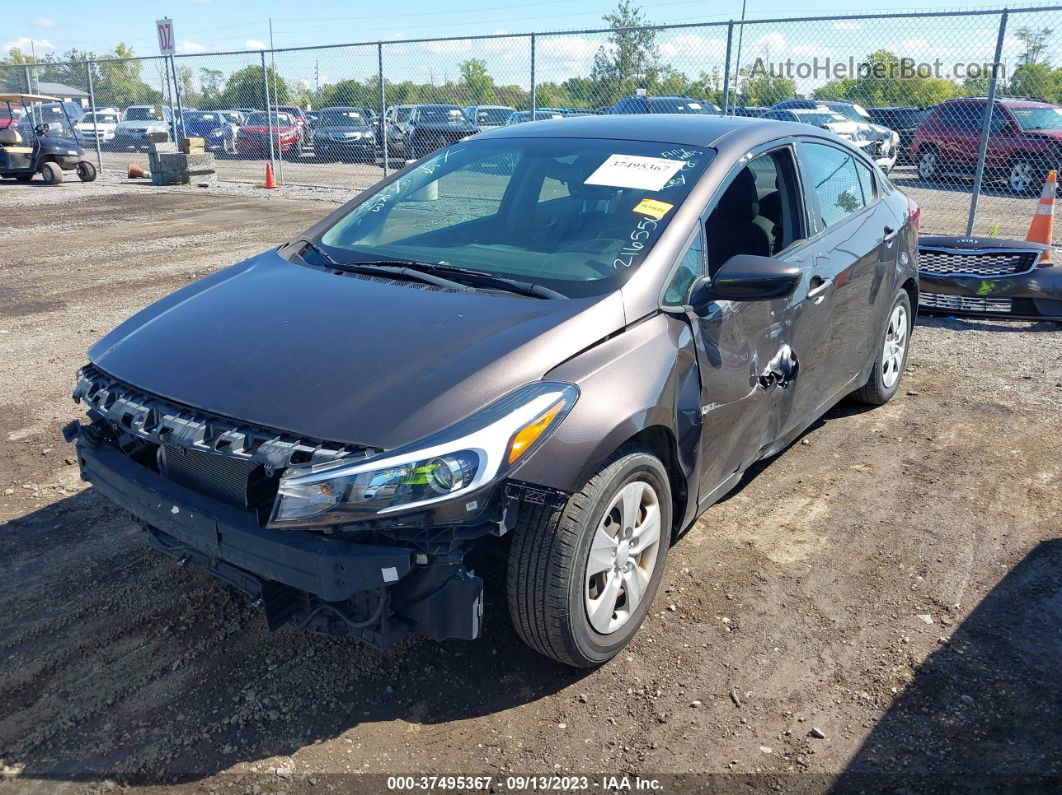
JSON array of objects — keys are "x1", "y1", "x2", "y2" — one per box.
[{"x1": 508, "y1": 399, "x2": 564, "y2": 463}]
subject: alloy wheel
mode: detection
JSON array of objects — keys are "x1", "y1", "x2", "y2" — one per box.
[
  {"x1": 584, "y1": 480, "x2": 662, "y2": 635},
  {"x1": 1009, "y1": 161, "x2": 1033, "y2": 194},
  {"x1": 918, "y1": 150, "x2": 937, "y2": 180},
  {"x1": 881, "y1": 304, "x2": 908, "y2": 389}
]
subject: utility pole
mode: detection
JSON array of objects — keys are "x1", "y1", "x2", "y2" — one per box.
[{"x1": 731, "y1": 0, "x2": 748, "y2": 114}]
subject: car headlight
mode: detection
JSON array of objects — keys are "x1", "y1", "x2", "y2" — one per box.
[
  {"x1": 210, "y1": 128, "x2": 224, "y2": 137},
  {"x1": 270, "y1": 381, "x2": 578, "y2": 526}
]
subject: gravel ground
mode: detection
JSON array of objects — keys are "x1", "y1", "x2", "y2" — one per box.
[{"x1": 1, "y1": 180, "x2": 1060, "y2": 792}]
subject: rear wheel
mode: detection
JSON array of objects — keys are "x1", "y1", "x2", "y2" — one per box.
[
  {"x1": 40, "y1": 161, "x2": 63, "y2": 185},
  {"x1": 76, "y1": 161, "x2": 97, "y2": 182},
  {"x1": 851, "y1": 291, "x2": 912, "y2": 406},
  {"x1": 917, "y1": 147, "x2": 939, "y2": 181},
  {"x1": 1008, "y1": 157, "x2": 1036, "y2": 196},
  {"x1": 507, "y1": 446, "x2": 671, "y2": 667}
]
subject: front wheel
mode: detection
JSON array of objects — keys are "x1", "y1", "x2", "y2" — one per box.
[
  {"x1": 76, "y1": 161, "x2": 97, "y2": 182},
  {"x1": 851, "y1": 291, "x2": 912, "y2": 406},
  {"x1": 40, "y1": 161, "x2": 63, "y2": 185},
  {"x1": 507, "y1": 447, "x2": 671, "y2": 668},
  {"x1": 1008, "y1": 157, "x2": 1036, "y2": 196},
  {"x1": 916, "y1": 147, "x2": 939, "y2": 181}
]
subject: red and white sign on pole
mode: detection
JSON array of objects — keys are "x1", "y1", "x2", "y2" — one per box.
[{"x1": 156, "y1": 18, "x2": 175, "y2": 56}]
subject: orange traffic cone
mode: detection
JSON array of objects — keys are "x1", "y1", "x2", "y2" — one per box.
[
  {"x1": 127, "y1": 163, "x2": 148, "y2": 179},
  {"x1": 1025, "y1": 169, "x2": 1056, "y2": 260},
  {"x1": 263, "y1": 161, "x2": 277, "y2": 189}
]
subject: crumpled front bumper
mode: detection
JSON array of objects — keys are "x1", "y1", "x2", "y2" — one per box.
[{"x1": 72, "y1": 435, "x2": 484, "y2": 646}]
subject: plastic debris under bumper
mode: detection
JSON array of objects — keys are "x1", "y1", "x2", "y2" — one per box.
[{"x1": 75, "y1": 439, "x2": 415, "y2": 603}]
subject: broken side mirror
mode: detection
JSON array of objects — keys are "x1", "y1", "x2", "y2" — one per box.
[{"x1": 688, "y1": 254, "x2": 802, "y2": 315}]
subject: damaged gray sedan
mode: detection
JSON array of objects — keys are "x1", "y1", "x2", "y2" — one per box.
[{"x1": 65, "y1": 115, "x2": 919, "y2": 667}]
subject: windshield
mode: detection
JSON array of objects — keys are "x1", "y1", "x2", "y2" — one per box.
[
  {"x1": 83, "y1": 112, "x2": 119, "y2": 124},
  {"x1": 829, "y1": 103, "x2": 872, "y2": 123},
  {"x1": 647, "y1": 98, "x2": 713, "y2": 114},
  {"x1": 246, "y1": 112, "x2": 291, "y2": 127},
  {"x1": 186, "y1": 112, "x2": 222, "y2": 124},
  {"x1": 795, "y1": 111, "x2": 847, "y2": 125},
  {"x1": 317, "y1": 137, "x2": 714, "y2": 297},
  {"x1": 1012, "y1": 107, "x2": 1062, "y2": 130},
  {"x1": 417, "y1": 106, "x2": 467, "y2": 124},
  {"x1": 125, "y1": 107, "x2": 164, "y2": 121},
  {"x1": 320, "y1": 109, "x2": 366, "y2": 126},
  {"x1": 474, "y1": 107, "x2": 513, "y2": 125}
]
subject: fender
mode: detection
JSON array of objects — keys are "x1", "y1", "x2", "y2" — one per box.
[{"x1": 511, "y1": 313, "x2": 702, "y2": 532}]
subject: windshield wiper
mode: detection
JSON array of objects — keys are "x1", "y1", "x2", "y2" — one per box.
[
  {"x1": 360, "y1": 258, "x2": 566, "y2": 300},
  {"x1": 290, "y1": 240, "x2": 472, "y2": 292}
]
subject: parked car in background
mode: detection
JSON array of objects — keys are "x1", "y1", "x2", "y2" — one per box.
[
  {"x1": 463, "y1": 105, "x2": 516, "y2": 131},
  {"x1": 312, "y1": 107, "x2": 377, "y2": 162},
  {"x1": 276, "y1": 104, "x2": 311, "y2": 142},
  {"x1": 235, "y1": 111, "x2": 301, "y2": 159},
  {"x1": 112, "y1": 105, "x2": 175, "y2": 151},
  {"x1": 182, "y1": 110, "x2": 243, "y2": 155},
  {"x1": 74, "y1": 109, "x2": 120, "y2": 146},
  {"x1": 911, "y1": 97, "x2": 1062, "y2": 195},
  {"x1": 611, "y1": 94, "x2": 718, "y2": 115},
  {"x1": 764, "y1": 106, "x2": 862, "y2": 138},
  {"x1": 770, "y1": 99, "x2": 898, "y2": 172},
  {"x1": 917, "y1": 236, "x2": 1062, "y2": 320},
  {"x1": 732, "y1": 106, "x2": 768, "y2": 117},
  {"x1": 867, "y1": 106, "x2": 928, "y2": 163},
  {"x1": 389, "y1": 104, "x2": 479, "y2": 159},
  {"x1": 66, "y1": 114, "x2": 918, "y2": 667},
  {"x1": 506, "y1": 110, "x2": 566, "y2": 125}
]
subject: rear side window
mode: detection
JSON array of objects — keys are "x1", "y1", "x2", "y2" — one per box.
[{"x1": 799, "y1": 142, "x2": 867, "y2": 230}]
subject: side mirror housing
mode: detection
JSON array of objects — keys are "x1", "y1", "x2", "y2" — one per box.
[{"x1": 688, "y1": 254, "x2": 802, "y2": 314}]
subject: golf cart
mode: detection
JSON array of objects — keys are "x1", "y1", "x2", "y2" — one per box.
[{"x1": 0, "y1": 93, "x2": 97, "y2": 185}]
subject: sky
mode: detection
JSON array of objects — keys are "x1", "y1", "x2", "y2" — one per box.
[{"x1": 5, "y1": 0, "x2": 1055, "y2": 98}]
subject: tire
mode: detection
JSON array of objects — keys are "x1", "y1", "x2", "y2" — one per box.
[
  {"x1": 851, "y1": 291, "x2": 913, "y2": 406},
  {"x1": 1007, "y1": 156, "x2": 1036, "y2": 196},
  {"x1": 916, "y1": 147, "x2": 939, "y2": 181},
  {"x1": 40, "y1": 161, "x2": 63, "y2": 185},
  {"x1": 507, "y1": 446, "x2": 672, "y2": 668},
  {"x1": 76, "y1": 161, "x2": 97, "y2": 182}
]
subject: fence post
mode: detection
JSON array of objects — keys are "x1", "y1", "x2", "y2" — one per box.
[
  {"x1": 85, "y1": 60, "x2": 103, "y2": 171},
  {"x1": 169, "y1": 55, "x2": 185, "y2": 149},
  {"x1": 261, "y1": 50, "x2": 276, "y2": 178},
  {"x1": 530, "y1": 34, "x2": 537, "y2": 118},
  {"x1": 966, "y1": 9, "x2": 1009, "y2": 237},
  {"x1": 379, "y1": 42, "x2": 388, "y2": 177},
  {"x1": 721, "y1": 21, "x2": 733, "y2": 115}
]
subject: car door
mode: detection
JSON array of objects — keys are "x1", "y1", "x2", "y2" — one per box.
[
  {"x1": 680, "y1": 141, "x2": 824, "y2": 503},
  {"x1": 794, "y1": 138, "x2": 889, "y2": 403}
]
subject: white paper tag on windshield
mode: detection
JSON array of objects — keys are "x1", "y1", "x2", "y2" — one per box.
[{"x1": 585, "y1": 154, "x2": 686, "y2": 191}]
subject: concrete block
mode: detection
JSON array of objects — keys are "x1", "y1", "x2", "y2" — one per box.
[
  {"x1": 150, "y1": 151, "x2": 217, "y2": 186},
  {"x1": 182, "y1": 137, "x2": 205, "y2": 154}
]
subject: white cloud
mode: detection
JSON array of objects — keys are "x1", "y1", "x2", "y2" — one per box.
[
  {"x1": 832, "y1": 21, "x2": 862, "y2": 31},
  {"x1": 750, "y1": 31, "x2": 786, "y2": 55},
  {"x1": 792, "y1": 44, "x2": 831, "y2": 59},
  {"x1": 2, "y1": 37, "x2": 53, "y2": 52},
  {"x1": 176, "y1": 40, "x2": 207, "y2": 54},
  {"x1": 34, "y1": 16, "x2": 57, "y2": 28},
  {"x1": 245, "y1": 39, "x2": 266, "y2": 50}
]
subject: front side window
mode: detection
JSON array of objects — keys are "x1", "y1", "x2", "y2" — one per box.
[
  {"x1": 318, "y1": 138, "x2": 715, "y2": 297},
  {"x1": 800, "y1": 142, "x2": 867, "y2": 230}
]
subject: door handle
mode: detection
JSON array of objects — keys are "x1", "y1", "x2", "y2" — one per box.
[{"x1": 807, "y1": 276, "x2": 833, "y2": 301}]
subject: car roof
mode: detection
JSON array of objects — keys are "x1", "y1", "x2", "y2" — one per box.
[{"x1": 477, "y1": 113, "x2": 822, "y2": 149}]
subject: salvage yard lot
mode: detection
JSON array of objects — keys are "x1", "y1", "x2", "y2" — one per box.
[{"x1": 1, "y1": 179, "x2": 1060, "y2": 788}]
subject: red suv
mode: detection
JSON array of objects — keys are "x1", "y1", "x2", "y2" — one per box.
[{"x1": 911, "y1": 97, "x2": 1062, "y2": 195}]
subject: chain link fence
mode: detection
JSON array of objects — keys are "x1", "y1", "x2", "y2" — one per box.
[{"x1": 4, "y1": 5, "x2": 1062, "y2": 240}]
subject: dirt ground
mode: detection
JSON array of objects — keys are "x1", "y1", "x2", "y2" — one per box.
[{"x1": 1, "y1": 180, "x2": 1060, "y2": 792}]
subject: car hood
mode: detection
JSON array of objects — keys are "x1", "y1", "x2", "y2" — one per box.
[
  {"x1": 87, "y1": 248, "x2": 626, "y2": 450},
  {"x1": 314, "y1": 125, "x2": 373, "y2": 135},
  {"x1": 185, "y1": 121, "x2": 228, "y2": 135},
  {"x1": 119, "y1": 120, "x2": 166, "y2": 131},
  {"x1": 242, "y1": 125, "x2": 294, "y2": 134}
]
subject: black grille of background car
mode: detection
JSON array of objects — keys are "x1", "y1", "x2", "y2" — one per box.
[
  {"x1": 74, "y1": 364, "x2": 378, "y2": 517},
  {"x1": 919, "y1": 248, "x2": 1039, "y2": 276},
  {"x1": 919, "y1": 292, "x2": 1013, "y2": 313}
]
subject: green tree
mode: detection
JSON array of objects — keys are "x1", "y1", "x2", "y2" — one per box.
[
  {"x1": 320, "y1": 78, "x2": 374, "y2": 108},
  {"x1": 199, "y1": 67, "x2": 224, "y2": 109},
  {"x1": 1008, "y1": 62, "x2": 1062, "y2": 102},
  {"x1": 813, "y1": 50, "x2": 960, "y2": 107},
  {"x1": 589, "y1": 1, "x2": 663, "y2": 105},
  {"x1": 95, "y1": 44, "x2": 161, "y2": 109},
  {"x1": 1016, "y1": 26, "x2": 1053, "y2": 68},
  {"x1": 457, "y1": 59, "x2": 496, "y2": 104},
  {"x1": 220, "y1": 65, "x2": 289, "y2": 110}
]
